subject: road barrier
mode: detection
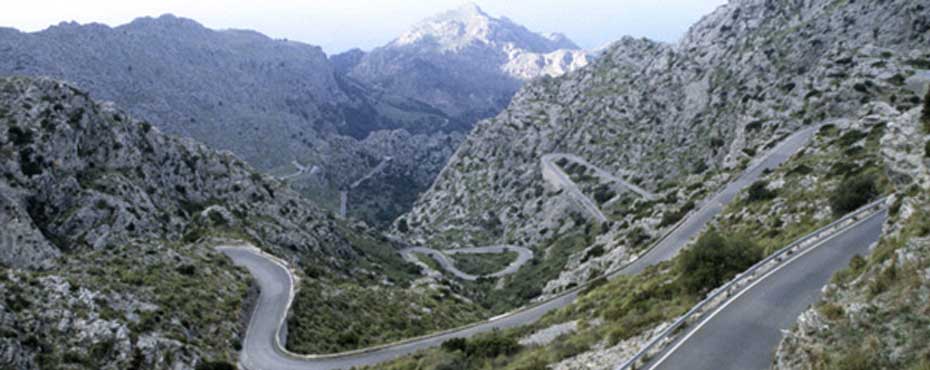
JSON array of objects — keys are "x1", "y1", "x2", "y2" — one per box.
[
  {"x1": 615, "y1": 196, "x2": 889, "y2": 370},
  {"x1": 227, "y1": 125, "x2": 824, "y2": 366}
]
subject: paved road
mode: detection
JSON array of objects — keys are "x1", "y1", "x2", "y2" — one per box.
[
  {"x1": 400, "y1": 245, "x2": 534, "y2": 281},
  {"x1": 645, "y1": 210, "x2": 886, "y2": 370},
  {"x1": 543, "y1": 153, "x2": 657, "y2": 200},
  {"x1": 281, "y1": 161, "x2": 320, "y2": 181},
  {"x1": 541, "y1": 154, "x2": 611, "y2": 223},
  {"x1": 223, "y1": 125, "x2": 823, "y2": 369},
  {"x1": 339, "y1": 156, "x2": 392, "y2": 217},
  {"x1": 220, "y1": 245, "x2": 574, "y2": 370},
  {"x1": 616, "y1": 124, "x2": 820, "y2": 276}
]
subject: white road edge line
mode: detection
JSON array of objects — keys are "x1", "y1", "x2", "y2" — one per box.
[{"x1": 645, "y1": 210, "x2": 884, "y2": 370}]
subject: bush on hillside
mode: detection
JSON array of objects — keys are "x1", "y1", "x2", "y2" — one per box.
[
  {"x1": 678, "y1": 228, "x2": 761, "y2": 295},
  {"x1": 195, "y1": 361, "x2": 236, "y2": 370},
  {"x1": 829, "y1": 173, "x2": 878, "y2": 217},
  {"x1": 922, "y1": 89, "x2": 930, "y2": 132},
  {"x1": 746, "y1": 181, "x2": 777, "y2": 203}
]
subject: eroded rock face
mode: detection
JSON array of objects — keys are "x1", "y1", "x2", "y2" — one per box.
[
  {"x1": 0, "y1": 76, "x2": 370, "y2": 269},
  {"x1": 0, "y1": 15, "x2": 467, "y2": 228},
  {"x1": 398, "y1": 0, "x2": 929, "y2": 292},
  {"x1": 772, "y1": 106, "x2": 930, "y2": 369}
]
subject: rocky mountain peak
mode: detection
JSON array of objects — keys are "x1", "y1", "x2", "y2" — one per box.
[{"x1": 393, "y1": 3, "x2": 577, "y2": 53}]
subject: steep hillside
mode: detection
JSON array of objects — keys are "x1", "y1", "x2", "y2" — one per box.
[
  {"x1": 0, "y1": 77, "x2": 468, "y2": 367},
  {"x1": 773, "y1": 96, "x2": 930, "y2": 370},
  {"x1": 0, "y1": 15, "x2": 464, "y2": 227},
  {"x1": 399, "y1": 0, "x2": 930, "y2": 301},
  {"x1": 348, "y1": 3, "x2": 591, "y2": 125}
]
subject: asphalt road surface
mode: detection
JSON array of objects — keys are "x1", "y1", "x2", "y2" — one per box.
[
  {"x1": 645, "y1": 210, "x2": 886, "y2": 370},
  {"x1": 616, "y1": 124, "x2": 820, "y2": 276},
  {"x1": 222, "y1": 124, "x2": 826, "y2": 369},
  {"x1": 543, "y1": 153, "x2": 657, "y2": 200},
  {"x1": 400, "y1": 245, "x2": 534, "y2": 280}
]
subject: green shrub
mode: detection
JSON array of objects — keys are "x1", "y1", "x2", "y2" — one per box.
[
  {"x1": 678, "y1": 229, "x2": 761, "y2": 295},
  {"x1": 8, "y1": 126, "x2": 33, "y2": 146},
  {"x1": 829, "y1": 173, "x2": 878, "y2": 217},
  {"x1": 817, "y1": 302, "x2": 845, "y2": 321},
  {"x1": 925, "y1": 140, "x2": 930, "y2": 158},
  {"x1": 659, "y1": 201, "x2": 696, "y2": 227},
  {"x1": 832, "y1": 349, "x2": 879, "y2": 370},
  {"x1": 441, "y1": 338, "x2": 468, "y2": 353},
  {"x1": 746, "y1": 181, "x2": 777, "y2": 202},
  {"x1": 464, "y1": 333, "x2": 520, "y2": 358},
  {"x1": 195, "y1": 361, "x2": 236, "y2": 370},
  {"x1": 837, "y1": 130, "x2": 868, "y2": 147}
]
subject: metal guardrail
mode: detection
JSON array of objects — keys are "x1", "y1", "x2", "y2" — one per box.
[
  {"x1": 615, "y1": 196, "x2": 889, "y2": 370},
  {"x1": 231, "y1": 125, "x2": 823, "y2": 365}
]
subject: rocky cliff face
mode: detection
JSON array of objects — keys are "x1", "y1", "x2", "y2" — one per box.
[
  {"x1": 0, "y1": 76, "x2": 414, "y2": 271},
  {"x1": 0, "y1": 15, "x2": 468, "y2": 228},
  {"x1": 399, "y1": 0, "x2": 930, "y2": 295},
  {"x1": 0, "y1": 76, "x2": 444, "y2": 369},
  {"x1": 772, "y1": 102, "x2": 930, "y2": 369},
  {"x1": 348, "y1": 3, "x2": 591, "y2": 125}
]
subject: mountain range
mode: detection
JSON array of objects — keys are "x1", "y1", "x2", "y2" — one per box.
[
  {"x1": 0, "y1": 4, "x2": 590, "y2": 227},
  {"x1": 2, "y1": 0, "x2": 930, "y2": 369}
]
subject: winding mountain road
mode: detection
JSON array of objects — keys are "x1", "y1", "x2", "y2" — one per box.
[
  {"x1": 616, "y1": 124, "x2": 821, "y2": 276},
  {"x1": 339, "y1": 156, "x2": 393, "y2": 218},
  {"x1": 222, "y1": 124, "x2": 831, "y2": 369},
  {"x1": 643, "y1": 209, "x2": 886, "y2": 370},
  {"x1": 400, "y1": 245, "x2": 534, "y2": 281}
]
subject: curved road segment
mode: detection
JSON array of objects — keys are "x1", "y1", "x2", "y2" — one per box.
[
  {"x1": 543, "y1": 153, "x2": 657, "y2": 201},
  {"x1": 645, "y1": 210, "x2": 886, "y2": 370},
  {"x1": 339, "y1": 156, "x2": 393, "y2": 218},
  {"x1": 223, "y1": 124, "x2": 827, "y2": 369},
  {"x1": 400, "y1": 245, "x2": 534, "y2": 281}
]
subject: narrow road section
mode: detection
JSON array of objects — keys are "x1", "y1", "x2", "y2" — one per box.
[
  {"x1": 223, "y1": 124, "x2": 823, "y2": 369},
  {"x1": 400, "y1": 245, "x2": 534, "y2": 281},
  {"x1": 339, "y1": 156, "x2": 393, "y2": 218},
  {"x1": 645, "y1": 210, "x2": 886, "y2": 370},
  {"x1": 617, "y1": 124, "x2": 820, "y2": 276}
]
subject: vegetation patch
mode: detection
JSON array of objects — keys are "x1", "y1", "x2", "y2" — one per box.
[
  {"x1": 452, "y1": 251, "x2": 519, "y2": 276},
  {"x1": 286, "y1": 279, "x2": 488, "y2": 354}
]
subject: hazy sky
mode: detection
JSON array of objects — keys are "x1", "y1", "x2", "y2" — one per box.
[{"x1": 1, "y1": 0, "x2": 728, "y2": 54}]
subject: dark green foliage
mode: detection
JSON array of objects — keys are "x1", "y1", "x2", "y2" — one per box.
[
  {"x1": 831, "y1": 349, "x2": 879, "y2": 370},
  {"x1": 837, "y1": 130, "x2": 868, "y2": 147},
  {"x1": 18, "y1": 148, "x2": 43, "y2": 177},
  {"x1": 195, "y1": 361, "x2": 236, "y2": 370},
  {"x1": 829, "y1": 173, "x2": 878, "y2": 217},
  {"x1": 924, "y1": 140, "x2": 930, "y2": 158},
  {"x1": 207, "y1": 210, "x2": 228, "y2": 226},
  {"x1": 580, "y1": 245, "x2": 605, "y2": 263},
  {"x1": 397, "y1": 218, "x2": 409, "y2": 233},
  {"x1": 176, "y1": 264, "x2": 196, "y2": 276},
  {"x1": 8, "y1": 125, "x2": 33, "y2": 146},
  {"x1": 441, "y1": 338, "x2": 468, "y2": 353},
  {"x1": 461, "y1": 333, "x2": 520, "y2": 358},
  {"x1": 746, "y1": 181, "x2": 777, "y2": 202},
  {"x1": 593, "y1": 185, "x2": 615, "y2": 204},
  {"x1": 678, "y1": 229, "x2": 761, "y2": 295},
  {"x1": 659, "y1": 201, "x2": 696, "y2": 227}
]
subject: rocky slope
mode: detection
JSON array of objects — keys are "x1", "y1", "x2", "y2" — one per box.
[
  {"x1": 772, "y1": 97, "x2": 930, "y2": 369},
  {"x1": 398, "y1": 0, "x2": 930, "y2": 300},
  {"x1": 0, "y1": 76, "x2": 443, "y2": 368},
  {"x1": 0, "y1": 14, "x2": 466, "y2": 227},
  {"x1": 347, "y1": 3, "x2": 591, "y2": 125}
]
